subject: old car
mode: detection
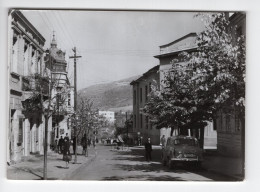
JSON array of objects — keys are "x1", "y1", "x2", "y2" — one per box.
[{"x1": 162, "y1": 135, "x2": 203, "y2": 169}]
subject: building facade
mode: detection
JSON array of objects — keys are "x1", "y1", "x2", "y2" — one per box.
[
  {"x1": 131, "y1": 33, "x2": 217, "y2": 147},
  {"x1": 8, "y1": 10, "x2": 51, "y2": 163},
  {"x1": 215, "y1": 12, "x2": 246, "y2": 157},
  {"x1": 98, "y1": 111, "x2": 115, "y2": 123},
  {"x1": 47, "y1": 34, "x2": 74, "y2": 143},
  {"x1": 130, "y1": 65, "x2": 160, "y2": 145},
  {"x1": 154, "y1": 33, "x2": 217, "y2": 147}
]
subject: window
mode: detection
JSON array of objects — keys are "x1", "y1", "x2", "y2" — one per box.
[
  {"x1": 134, "y1": 115, "x2": 136, "y2": 128},
  {"x1": 145, "y1": 116, "x2": 148, "y2": 129},
  {"x1": 140, "y1": 88, "x2": 142, "y2": 102},
  {"x1": 213, "y1": 118, "x2": 217, "y2": 130},
  {"x1": 226, "y1": 114, "x2": 231, "y2": 131},
  {"x1": 145, "y1": 85, "x2": 148, "y2": 102},
  {"x1": 149, "y1": 82, "x2": 152, "y2": 92},
  {"x1": 68, "y1": 93, "x2": 71, "y2": 106},
  {"x1": 134, "y1": 90, "x2": 136, "y2": 105},
  {"x1": 235, "y1": 113, "x2": 241, "y2": 132},
  {"x1": 18, "y1": 118, "x2": 23, "y2": 145},
  {"x1": 140, "y1": 114, "x2": 143, "y2": 129},
  {"x1": 236, "y1": 26, "x2": 243, "y2": 37}
]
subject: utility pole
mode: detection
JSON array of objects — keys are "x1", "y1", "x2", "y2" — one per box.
[{"x1": 69, "y1": 47, "x2": 81, "y2": 164}]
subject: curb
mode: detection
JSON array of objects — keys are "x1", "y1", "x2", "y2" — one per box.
[{"x1": 61, "y1": 153, "x2": 97, "y2": 180}]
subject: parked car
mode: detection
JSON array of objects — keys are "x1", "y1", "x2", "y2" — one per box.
[{"x1": 162, "y1": 135, "x2": 203, "y2": 169}]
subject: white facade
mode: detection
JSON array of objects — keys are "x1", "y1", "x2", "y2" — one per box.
[
  {"x1": 98, "y1": 111, "x2": 115, "y2": 123},
  {"x1": 8, "y1": 10, "x2": 51, "y2": 163}
]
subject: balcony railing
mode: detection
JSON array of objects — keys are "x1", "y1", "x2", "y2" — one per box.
[{"x1": 22, "y1": 75, "x2": 49, "y2": 95}]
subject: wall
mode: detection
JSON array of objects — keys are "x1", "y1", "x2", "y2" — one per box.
[
  {"x1": 132, "y1": 68, "x2": 160, "y2": 145},
  {"x1": 8, "y1": 11, "x2": 46, "y2": 163}
]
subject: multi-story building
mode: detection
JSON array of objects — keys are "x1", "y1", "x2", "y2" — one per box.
[
  {"x1": 8, "y1": 10, "x2": 50, "y2": 163},
  {"x1": 47, "y1": 34, "x2": 74, "y2": 143},
  {"x1": 130, "y1": 65, "x2": 160, "y2": 145},
  {"x1": 98, "y1": 111, "x2": 115, "y2": 123},
  {"x1": 131, "y1": 33, "x2": 217, "y2": 147},
  {"x1": 215, "y1": 12, "x2": 246, "y2": 157}
]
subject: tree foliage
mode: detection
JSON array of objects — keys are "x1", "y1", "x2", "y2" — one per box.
[{"x1": 143, "y1": 12, "x2": 245, "y2": 136}]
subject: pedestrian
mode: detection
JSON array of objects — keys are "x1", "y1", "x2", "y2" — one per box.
[
  {"x1": 88, "y1": 138, "x2": 91, "y2": 147},
  {"x1": 64, "y1": 133, "x2": 70, "y2": 141},
  {"x1": 72, "y1": 137, "x2": 76, "y2": 155},
  {"x1": 160, "y1": 135, "x2": 166, "y2": 149},
  {"x1": 54, "y1": 139, "x2": 58, "y2": 153},
  {"x1": 92, "y1": 138, "x2": 96, "y2": 148},
  {"x1": 58, "y1": 136, "x2": 64, "y2": 154},
  {"x1": 144, "y1": 138, "x2": 152, "y2": 162},
  {"x1": 81, "y1": 134, "x2": 87, "y2": 156},
  {"x1": 63, "y1": 136, "x2": 72, "y2": 168}
]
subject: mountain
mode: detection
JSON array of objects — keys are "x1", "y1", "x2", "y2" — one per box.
[{"x1": 78, "y1": 75, "x2": 140, "y2": 112}]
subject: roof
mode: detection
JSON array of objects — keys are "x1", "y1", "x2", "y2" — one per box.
[
  {"x1": 130, "y1": 65, "x2": 159, "y2": 85},
  {"x1": 11, "y1": 10, "x2": 46, "y2": 45},
  {"x1": 159, "y1": 33, "x2": 197, "y2": 48},
  {"x1": 154, "y1": 33, "x2": 198, "y2": 59}
]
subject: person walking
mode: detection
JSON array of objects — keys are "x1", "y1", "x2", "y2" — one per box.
[
  {"x1": 63, "y1": 136, "x2": 71, "y2": 168},
  {"x1": 64, "y1": 133, "x2": 70, "y2": 141},
  {"x1": 92, "y1": 138, "x2": 96, "y2": 148},
  {"x1": 160, "y1": 135, "x2": 166, "y2": 149},
  {"x1": 81, "y1": 134, "x2": 87, "y2": 156},
  {"x1": 144, "y1": 138, "x2": 152, "y2": 162},
  {"x1": 58, "y1": 136, "x2": 64, "y2": 154},
  {"x1": 72, "y1": 137, "x2": 76, "y2": 155}
]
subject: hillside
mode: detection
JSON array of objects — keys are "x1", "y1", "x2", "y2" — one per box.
[{"x1": 78, "y1": 75, "x2": 140, "y2": 111}]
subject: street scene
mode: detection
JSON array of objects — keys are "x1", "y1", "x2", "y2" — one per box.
[{"x1": 7, "y1": 10, "x2": 245, "y2": 181}]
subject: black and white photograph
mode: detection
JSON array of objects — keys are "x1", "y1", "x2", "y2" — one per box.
[{"x1": 5, "y1": 9, "x2": 246, "y2": 182}]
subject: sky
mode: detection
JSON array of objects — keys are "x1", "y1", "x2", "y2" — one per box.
[{"x1": 21, "y1": 10, "x2": 204, "y2": 90}]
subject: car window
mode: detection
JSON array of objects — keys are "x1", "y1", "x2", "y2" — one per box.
[{"x1": 174, "y1": 138, "x2": 196, "y2": 146}]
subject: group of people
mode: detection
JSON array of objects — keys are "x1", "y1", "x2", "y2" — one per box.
[{"x1": 54, "y1": 133, "x2": 96, "y2": 168}]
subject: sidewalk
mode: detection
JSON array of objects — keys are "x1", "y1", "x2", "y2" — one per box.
[
  {"x1": 202, "y1": 151, "x2": 244, "y2": 181},
  {"x1": 7, "y1": 147, "x2": 96, "y2": 180}
]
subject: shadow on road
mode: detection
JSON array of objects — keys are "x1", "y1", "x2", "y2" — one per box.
[{"x1": 110, "y1": 147, "x2": 237, "y2": 181}]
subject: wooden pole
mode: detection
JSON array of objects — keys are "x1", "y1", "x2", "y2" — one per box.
[{"x1": 69, "y1": 47, "x2": 81, "y2": 163}]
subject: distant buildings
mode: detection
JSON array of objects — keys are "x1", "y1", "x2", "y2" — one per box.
[{"x1": 99, "y1": 111, "x2": 115, "y2": 123}]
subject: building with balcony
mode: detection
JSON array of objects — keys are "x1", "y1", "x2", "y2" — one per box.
[
  {"x1": 47, "y1": 34, "x2": 74, "y2": 144},
  {"x1": 8, "y1": 10, "x2": 50, "y2": 163}
]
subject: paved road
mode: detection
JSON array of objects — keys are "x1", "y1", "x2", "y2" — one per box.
[{"x1": 69, "y1": 144, "x2": 235, "y2": 181}]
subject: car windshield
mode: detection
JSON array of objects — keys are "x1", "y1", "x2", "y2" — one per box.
[{"x1": 174, "y1": 138, "x2": 196, "y2": 146}]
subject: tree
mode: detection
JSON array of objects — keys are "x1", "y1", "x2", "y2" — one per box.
[
  {"x1": 143, "y1": 12, "x2": 245, "y2": 147},
  {"x1": 22, "y1": 64, "x2": 71, "y2": 179},
  {"x1": 75, "y1": 97, "x2": 99, "y2": 156},
  {"x1": 187, "y1": 13, "x2": 245, "y2": 125}
]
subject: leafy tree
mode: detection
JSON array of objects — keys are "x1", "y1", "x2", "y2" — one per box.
[
  {"x1": 188, "y1": 12, "x2": 245, "y2": 125},
  {"x1": 143, "y1": 12, "x2": 245, "y2": 146}
]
